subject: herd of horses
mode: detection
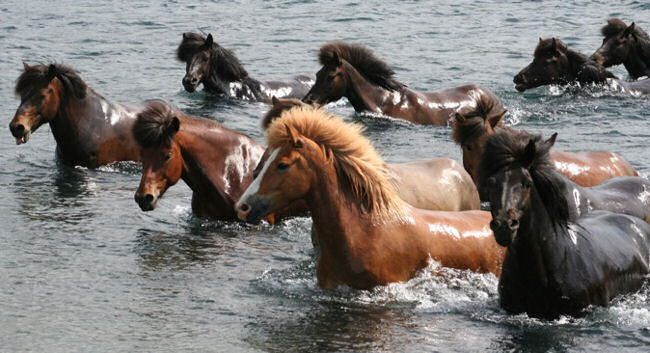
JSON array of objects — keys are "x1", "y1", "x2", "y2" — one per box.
[{"x1": 9, "y1": 18, "x2": 650, "y2": 320}]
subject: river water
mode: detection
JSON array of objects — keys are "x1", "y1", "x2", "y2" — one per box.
[{"x1": 1, "y1": 1, "x2": 650, "y2": 352}]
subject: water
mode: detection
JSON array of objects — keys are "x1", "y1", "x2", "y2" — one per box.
[{"x1": 2, "y1": 0, "x2": 650, "y2": 351}]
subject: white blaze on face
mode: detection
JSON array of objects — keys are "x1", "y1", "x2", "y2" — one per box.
[{"x1": 235, "y1": 148, "x2": 280, "y2": 209}]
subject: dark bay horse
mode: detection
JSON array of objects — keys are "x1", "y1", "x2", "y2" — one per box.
[
  {"x1": 302, "y1": 41, "x2": 506, "y2": 126},
  {"x1": 479, "y1": 131, "x2": 650, "y2": 319},
  {"x1": 10, "y1": 63, "x2": 144, "y2": 167},
  {"x1": 514, "y1": 38, "x2": 650, "y2": 94},
  {"x1": 261, "y1": 99, "x2": 480, "y2": 211},
  {"x1": 132, "y1": 100, "x2": 306, "y2": 222},
  {"x1": 235, "y1": 108, "x2": 505, "y2": 289},
  {"x1": 177, "y1": 32, "x2": 313, "y2": 102},
  {"x1": 451, "y1": 109, "x2": 638, "y2": 188},
  {"x1": 592, "y1": 19, "x2": 650, "y2": 79}
]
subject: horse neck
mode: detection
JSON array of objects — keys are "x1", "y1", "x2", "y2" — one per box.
[
  {"x1": 566, "y1": 49, "x2": 612, "y2": 83},
  {"x1": 49, "y1": 89, "x2": 103, "y2": 161},
  {"x1": 624, "y1": 39, "x2": 650, "y2": 77},
  {"x1": 343, "y1": 64, "x2": 391, "y2": 113}
]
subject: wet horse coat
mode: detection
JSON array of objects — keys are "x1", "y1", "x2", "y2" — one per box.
[{"x1": 592, "y1": 19, "x2": 650, "y2": 79}]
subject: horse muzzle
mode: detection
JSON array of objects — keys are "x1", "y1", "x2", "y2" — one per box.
[
  {"x1": 513, "y1": 74, "x2": 531, "y2": 92},
  {"x1": 182, "y1": 76, "x2": 200, "y2": 93},
  {"x1": 9, "y1": 122, "x2": 31, "y2": 145},
  {"x1": 489, "y1": 218, "x2": 519, "y2": 247},
  {"x1": 235, "y1": 196, "x2": 270, "y2": 223},
  {"x1": 134, "y1": 192, "x2": 159, "y2": 211}
]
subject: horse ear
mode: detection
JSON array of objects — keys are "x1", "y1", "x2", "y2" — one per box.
[
  {"x1": 454, "y1": 112, "x2": 466, "y2": 122},
  {"x1": 47, "y1": 64, "x2": 58, "y2": 80},
  {"x1": 624, "y1": 23, "x2": 637, "y2": 39},
  {"x1": 551, "y1": 38, "x2": 558, "y2": 52},
  {"x1": 205, "y1": 33, "x2": 214, "y2": 46},
  {"x1": 545, "y1": 132, "x2": 558, "y2": 147},
  {"x1": 271, "y1": 96, "x2": 280, "y2": 106},
  {"x1": 539, "y1": 37, "x2": 543, "y2": 43},
  {"x1": 23, "y1": 62, "x2": 31, "y2": 71},
  {"x1": 168, "y1": 116, "x2": 180, "y2": 134},
  {"x1": 285, "y1": 123, "x2": 303, "y2": 148},
  {"x1": 332, "y1": 51, "x2": 342, "y2": 66},
  {"x1": 488, "y1": 110, "x2": 507, "y2": 128},
  {"x1": 524, "y1": 139, "x2": 536, "y2": 166}
]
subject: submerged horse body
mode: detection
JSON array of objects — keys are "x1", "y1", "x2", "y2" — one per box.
[
  {"x1": 302, "y1": 41, "x2": 505, "y2": 126},
  {"x1": 177, "y1": 33, "x2": 313, "y2": 102},
  {"x1": 10, "y1": 63, "x2": 144, "y2": 167},
  {"x1": 236, "y1": 108, "x2": 505, "y2": 289},
  {"x1": 451, "y1": 110, "x2": 638, "y2": 188},
  {"x1": 514, "y1": 38, "x2": 650, "y2": 94},
  {"x1": 479, "y1": 131, "x2": 650, "y2": 319},
  {"x1": 592, "y1": 19, "x2": 650, "y2": 79}
]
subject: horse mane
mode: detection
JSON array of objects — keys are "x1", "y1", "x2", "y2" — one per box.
[
  {"x1": 261, "y1": 98, "x2": 309, "y2": 130},
  {"x1": 536, "y1": 38, "x2": 616, "y2": 82},
  {"x1": 177, "y1": 32, "x2": 249, "y2": 82},
  {"x1": 451, "y1": 98, "x2": 507, "y2": 145},
  {"x1": 266, "y1": 106, "x2": 408, "y2": 222},
  {"x1": 132, "y1": 100, "x2": 179, "y2": 148},
  {"x1": 15, "y1": 63, "x2": 87, "y2": 100},
  {"x1": 479, "y1": 130, "x2": 569, "y2": 228},
  {"x1": 319, "y1": 41, "x2": 405, "y2": 91},
  {"x1": 601, "y1": 18, "x2": 650, "y2": 39}
]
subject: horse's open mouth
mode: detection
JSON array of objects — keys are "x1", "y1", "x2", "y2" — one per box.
[
  {"x1": 15, "y1": 131, "x2": 31, "y2": 145},
  {"x1": 515, "y1": 83, "x2": 529, "y2": 92}
]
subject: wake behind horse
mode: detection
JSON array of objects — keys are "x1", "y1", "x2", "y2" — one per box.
[
  {"x1": 10, "y1": 63, "x2": 144, "y2": 167},
  {"x1": 451, "y1": 108, "x2": 639, "y2": 188},
  {"x1": 177, "y1": 33, "x2": 313, "y2": 102},
  {"x1": 302, "y1": 41, "x2": 506, "y2": 126},
  {"x1": 479, "y1": 131, "x2": 650, "y2": 319},
  {"x1": 235, "y1": 108, "x2": 505, "y2": 289},
  {"x1": 514, "y1": 38, "x2": 650, "y2": 94},
  {"x1": 592, "y1": 19, "x2": 650, "y2": 79}
]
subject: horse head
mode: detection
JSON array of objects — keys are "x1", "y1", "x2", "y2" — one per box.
[
  {"x1": 178, "y1": 33, "x2": 214, "y2": 92},
  {"x1": 514, "y1": 38, "x2": 572, "y2": 91},
  {"x1": 592, "y1": 19, "x2": 640, "y2": 67},
  {"x1": 132, "y1": 101, "x2": 183, "y2": 211},
  {"x1": 10, "y1": 63, "x2": 83, "y2": 145},
  {"x1": 303, "y1": 51, "x2": 348, "y2": 106}
]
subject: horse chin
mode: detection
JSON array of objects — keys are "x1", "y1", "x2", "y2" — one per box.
[
  {"x1": 515, "y1": 83, "x2": 530, "y2": 92},
  {"x1": 491, "y1": 225, "x2": 517, "y2": 247},
  {"x1": 183, "y1": 83, "x2": 198, "y2": 93},
  {"x1": 15, "y1": 131, "x2": 31, "y2": 145}
]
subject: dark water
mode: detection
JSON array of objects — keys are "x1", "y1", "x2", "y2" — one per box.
[{"x1": 2, "y1": 0, "x2": 650, "y2": 352}]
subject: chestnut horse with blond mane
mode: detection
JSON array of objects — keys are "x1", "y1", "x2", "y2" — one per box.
[{"x1": 236, "y1": 107, "x2": 505, "y2": 289}]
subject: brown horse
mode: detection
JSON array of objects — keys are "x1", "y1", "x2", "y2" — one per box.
[
  {"x1": 132, "y1": 100, "x2": 306, "y2": 221},
  {"x1": 235, "y1": 108, "x2": 505, "y2": 289},
  {"x1": 302, "y1": 41, "x2": 506, "y2": 126},
  {"x1": 10, "y1": 63, "x2": 145, "y2": 167},
  {"x1": 592, "y1": 19, "x2": 650, "y2": 79},
  {"x1": 451, "y1": 110, "x2": 638, "y2": 188},
  {"x1": 262, "y1": 98, "x2": 480, "y2": 211}
]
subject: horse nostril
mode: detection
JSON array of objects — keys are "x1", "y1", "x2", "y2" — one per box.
[
  {"x1": 490, "y1": 219, "x2": 503, "y2": 230},
  {"x1": 144, "y1": 194, "x2": 154, "y2": 203},
  {"x1": 508, "y1": 219, "x2": 519, "y2": 229},
  {"x1": 240, "y1": 203, "x2": 250, "y2": 212},
  {"x1": 191, "y1": 77, "x2": 199, "y2": 84},
  {"x1": 10, "y1": 123, "x2": 25, "y2": 136}
]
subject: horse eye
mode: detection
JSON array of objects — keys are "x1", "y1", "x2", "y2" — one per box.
[
  {"x1": 277, "y1": 162, "x2": 290, "y2": 171},
  {"x1": 163, "y1": 154, "x2": 172, "y2": 162},
  {"x1": 327, "y1": 75, "x2": 336, "y2": 82},
  {"x1": 523, "y1": 180, "x2": 532, "y2": 189},
  {"x1": 464, "y1": 144, "x2": 472, "y2": 151}
]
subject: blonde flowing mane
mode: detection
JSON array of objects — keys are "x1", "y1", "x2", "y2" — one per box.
[{"x1": 266, "y1": 107, "x2": 408, "y2": 222}]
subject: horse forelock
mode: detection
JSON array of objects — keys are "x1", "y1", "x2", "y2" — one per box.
[
  {"x1": 534, "y1": 38, "x2": 569, "y2": 58},
  {"x1": 452, "y1": 115, "x2": 488, "y2": 145},
  {"x1": 261, "y1": 98, "x2": 307, "y2": 130},
  {"x1": 132, "y1": 100, "x2": 178, "y2": 148},
  {"x1": 15, "y1": 63, "x2": 87, "y2": 100},
  {"x1": 601, "y1": 18, "x2": 650, "y2": 39},
  {"x1": 266, "y1": 106, "x2": 408, "y2": 222},
  {"x1": 479, "y1": 130, "x2": 569, "y2": 227},
  {"x1": 318, "y1": 41, "x2": 404, "y2": 91},
  {"x1": 176, "y1": 32, "x2": 207, "y2": 62}
]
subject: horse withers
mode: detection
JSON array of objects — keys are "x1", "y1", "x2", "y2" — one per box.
[{"x1": 591, "y1": 19, "x2": 650, "y2": 79}]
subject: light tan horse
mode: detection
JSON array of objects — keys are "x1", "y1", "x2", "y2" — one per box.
[{"x1": 236, "y1": 107, "x2": 504, "y2": 289}]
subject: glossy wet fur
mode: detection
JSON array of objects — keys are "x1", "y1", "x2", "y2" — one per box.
[
  {"x1": 591, "y1": 19, "x2": 650, "y2": 79},
  {"x1": 236, "y1": 109, "x2": 505, "y2": 289},
  {"x1": 479, "y1": 131, "x2": 650, "y2": 319},
  {"x1": 10, "y1": 62, "x2": 142, "y2": 167},
  {"x1": 303, "y1": 41, "x2": 505, "y2": 125},
  {"x1": 177, "y1": 32, "x2": 313, "y2": 101}
]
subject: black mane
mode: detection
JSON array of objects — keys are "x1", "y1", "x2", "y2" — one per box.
[
  {"x1": 177, "y1": 32, "x2": 249, "y2": 82},
  {"x1": 15, "y1": 63, "x2": 87, "y2": 100},
  {"x1": 601, "y1": 18, "x2": 650, "y2": 39},
  {"x1": 479, "y1": 130, "x2": 569, "y2": 228},
  {"x1": 319, "y1": 41, "x2": 404, "y2": 91},
  {"x1": 536, "y1": 38, "x2": 616, "y2": 82},
  {"x1": 132, "y1": 100, "x2": 179, "y2": 148}
]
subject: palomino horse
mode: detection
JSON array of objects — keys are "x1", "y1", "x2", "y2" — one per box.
[
  {"x1": 132, "y1": 100, "x2": 306, "y2": 221},
  {"x1": 177, "y1": 32, "x2": 313, "y2": 101},
  {"x1": 235, "y1": 108, "x2": 505, "y2": 289},
  {"x1": 261, "y1": 98, "x2": 480, "y2": 211},
  {"x1": 10, "y1": 63, "x2": 145, "y2": 167},
  {"x1": 451, "y1": 109, "x2": 638, "y2": 188},
  {"x1": 302, "y1": 41, "x2": 506, "y2": 126},
  {"x1": 514, "y1": 38, "x2": 650, "y2": 94},
  {"x1": 479, "y1": 131, "x2": 650, "y2": 319},
  {"x1": 592, "y1": 19, "x2": 650, "y2": 79}
]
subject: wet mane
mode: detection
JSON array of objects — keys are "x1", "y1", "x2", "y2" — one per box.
[
  {"x1": 601, "y1": 18, "x2": 650, "y2": 39},
  {"x1": 177, "y1": 32, "x2": 249, "y2": 82},
  {"x1": 536, "y1": 38, "x2": 616, "y2": 82},
  {"x1": 319, "y1": 41, "x2": 404, "y2": 91},
  {"x1": 261, "y1": 98, "x2": 309, "y2": 130},
  {"x1": 479, "y1": 130, "x2": 569, "y2": 228},
  {"x1": 451, "y1": 99, "x2": 507, "y2": 145},
  {"x1": 266, "y1": 106, "x2": 408, "y2": 222},
  {"x1": 132, "y1": 100, "x2": 179, "y2": 148},
  {"x1": 15, "y1": 63, "x2": 87, "y2": 100}
]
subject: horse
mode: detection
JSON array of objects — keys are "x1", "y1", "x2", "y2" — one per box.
[
  {"x1": 132, "y1": 100, "x2": 307, "y2": 222},
  {"x1": 177, "y1": 32, "x2": 313, "y2": 102},
  {"x1": 451, "y1": 109, "x2": 639, "y2": 188},
  {"x1": 514, "y1": 37, "x2": 650, "y2": 94},
  {"x1": 479, "y1": 131, "x2": 650, "y2": 319},
  {"x1": 261, "y1": 98, "x2": 480, "y2": 211},
  {"x1": 591, "y1": 19, "x2": 650, "y2": 79},
  {"x1": 9, "y1": 62, "x2": 145, "y2": 168},
  {"x1": 301, "y1": 41, "x2": 506, "y2": 126},
  {"x1": 235, "y1": 107, "x2": 505, "y2": 289}
]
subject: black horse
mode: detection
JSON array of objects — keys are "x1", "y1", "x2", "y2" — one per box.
[
  {"x1": 514, "y1": 37, "x2": 650, "y2": 94},
  {"x1": 479, "y1": 131, "x2": 650, "y2": 319},
  {"x1": 592, "y1": 19, "x2": 650, "y2": 79},
  {"x1": 176, "y1": 32, "x2": 313, "y2": 102}
]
